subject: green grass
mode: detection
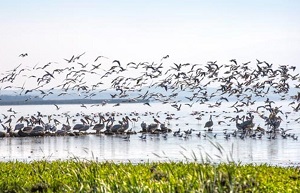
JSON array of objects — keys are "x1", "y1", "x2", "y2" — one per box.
[{"x1": 0, "y1": 160, "x2": 299, "y2": 192}]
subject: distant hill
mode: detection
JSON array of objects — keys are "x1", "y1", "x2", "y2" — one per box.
[
  {"x1": 0, "y1": 86, "x2": 297, "y2": 106},
  {"x1": 0, "y1": 94, "x2": 43, "y2": 101}
]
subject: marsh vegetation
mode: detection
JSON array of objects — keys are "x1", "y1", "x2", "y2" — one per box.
[{"x1": 0, "y1": 159, "x2": 299, "y2": 192}]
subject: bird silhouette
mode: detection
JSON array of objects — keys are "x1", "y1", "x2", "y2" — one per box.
[{"x1": 204, "y1": 115, "x2": 213, "y2": 131}]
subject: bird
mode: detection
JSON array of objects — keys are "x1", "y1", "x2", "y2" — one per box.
[
  {"x1": 141, "y1": 121, "x2": 147, "y2": 132},
  {"x1": 110, "y1": 120, "x2": 123, "y2": 133},
  {"x1": 64, "y1": 55, "x2": 75, "y2": 63},
  {"x1": 113, "y1": 103, "x2": 120, "y2": 107},
  {"x1": 73, "y1": 123, "x2": 90, "y2": 132},
  {"x1": 80, "y1": 104, "x2": 87, "y2": 108},
  {"x1": 54, "y1": 104, "x2": 61, "y2": 110},
  {"x1": 131, "y1": 116, "x2": 140, "y2": 127},
  {"x1": 204, "y1": 115, "x2": 213, "y2": 131},
  {"x1": 123, "y1": 135, "x2": 130, "y2": 141},
  {"x1": 161, "y1": 55, "x2": 169, "y2": 61},
  {"x1": 143, "y1": 102, "x2": 151, "y2": 106},
  {"x1": 19, "y1": 53, "x2": 28, "y2": 57},
  {"x1": 92, "y1": 114, "x2": 106, "y2": 134},
  {"x1": 236, "y1": 115, "x2": 255, "y2": 133},
  {"x1": 118, "y1": 116, "x2": 131, "y2": 133}
]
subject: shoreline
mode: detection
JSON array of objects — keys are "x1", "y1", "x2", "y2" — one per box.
[{"x1": 0, "y1": 98, "x2": 148, "y2": 106}]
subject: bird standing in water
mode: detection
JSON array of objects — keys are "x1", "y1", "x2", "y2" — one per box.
[{"x1": 204, "y1": 115, "x2": 213, "y2": 131}]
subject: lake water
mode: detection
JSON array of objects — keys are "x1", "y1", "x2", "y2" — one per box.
[{"x1": 0, "y1": 101, "x2": 299, "y2": 166}]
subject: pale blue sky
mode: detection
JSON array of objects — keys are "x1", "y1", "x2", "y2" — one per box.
[{"x1": 0, "y1": 0, "x2": 299, "y2": 74}]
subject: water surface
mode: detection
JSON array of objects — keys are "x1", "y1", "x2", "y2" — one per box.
[{"x1": 0, "y1": 101, "x2": 299, "y2": 165}]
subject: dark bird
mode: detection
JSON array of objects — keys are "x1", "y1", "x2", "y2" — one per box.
[
  {"x1": 141, "y1": 121, "x2": 147, "y2": 132},
  {"x1": 204, "y1": 115, "x2": 213, "y2": 131},
  {"x1": 80, "y1": 104, "x2": 87, "y2": 108},
  {"x1": 54, "y1": 104, "x2": 61, "y2": 110},
  {"x1": 113, "y1": 103, "x2": 120, "y2": 107},
  {"x1": 19, "y1": 53, "x2": 28, "y2": 57},
  {"x1": 161, "y1": 55, "x2": 169, "y2": 61},
  {"x1": 93, "y1": 114, "x2": 106, "y2": 134},
  {"x1": 94, "y1": 55, "x2": 108, "y2": 62},
  {"x1": 144, "y1": 102, "x2": 151, "y2": 106},
  {"x1": 64, "y1": 55, "x2": 75, "y2": 63}
]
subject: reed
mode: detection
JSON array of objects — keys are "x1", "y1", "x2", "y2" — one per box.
[
  {"x1": 0, "y1": 139, "x2": 298, "y2": 192},
  {"x1": 0, "y1": 159, "x2": 299, "y2": 192}
]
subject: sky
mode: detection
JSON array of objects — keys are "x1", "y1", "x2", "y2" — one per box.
[{"x1": 0, "y1": 0, "x2": 300, "y2": 80}]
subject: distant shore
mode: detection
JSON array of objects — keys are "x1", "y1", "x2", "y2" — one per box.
[{"x1": 0, "y1": 98, "x2": 147, "y2": 106}]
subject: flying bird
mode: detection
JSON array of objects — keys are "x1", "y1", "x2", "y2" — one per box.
[
  {"x1": 54, "y1": 104, "x2": 61, "y2": 110},
  {"x1": 19, "y1": 53, "x2": 28, "y2": 57},
  {"x1": 161, "y1": 55, "x2": 169, "y2": 61},
  {"x1": 144, "y1": 102, "x2": 151, "y2": 106}
]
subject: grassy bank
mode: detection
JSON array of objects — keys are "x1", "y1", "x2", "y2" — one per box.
[{"x1": 0, "y1": 160, "x2": 299, "y2": 192}]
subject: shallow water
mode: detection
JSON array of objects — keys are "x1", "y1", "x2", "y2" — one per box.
[{"x1": 0, "y1": 101, "x2": 299, "y2": 165}]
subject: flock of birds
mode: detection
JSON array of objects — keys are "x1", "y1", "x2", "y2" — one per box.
[
  {"x1": 0, "y1": 53, "x2": 299, "y2": 142},
  {"x1": 0, "y1": 107, "x2": 298, "y2": 142}
]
